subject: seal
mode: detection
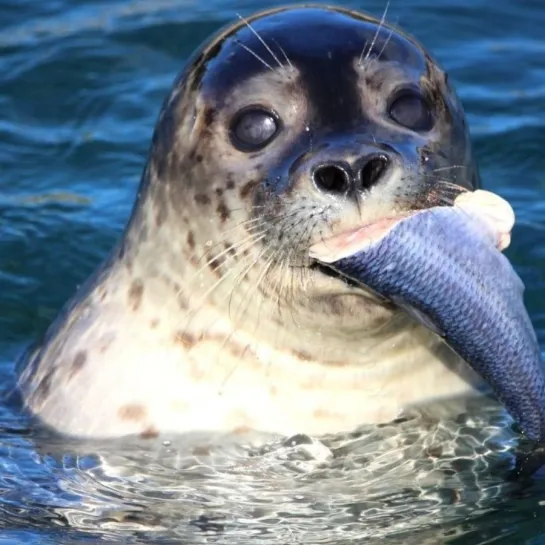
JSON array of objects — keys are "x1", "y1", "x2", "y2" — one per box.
[{"x1": 18, "y1": 5, "x2": 483, "y2": 439}]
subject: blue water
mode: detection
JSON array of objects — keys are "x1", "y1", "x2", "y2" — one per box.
[{"x1": 2, "y1": 0, "x2": 545, "y2": 543}]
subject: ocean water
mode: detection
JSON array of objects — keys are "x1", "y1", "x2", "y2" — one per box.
[{"x1": 1, "y1": 0, "x2": 545, "y2": 543}]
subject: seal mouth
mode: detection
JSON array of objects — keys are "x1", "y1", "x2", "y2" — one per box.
[
  {"x1": 309, "y1": 212, "x2": 417, "y2": 264},
  {"x1": 309, "y1": 190, "x2": 515, "y2": 267},
  {"x1": 307, "y1": 212, "x2": 417, "y2": 289},
  {"x1": 308, "y1": 261, "x2": 361, "y2": 287}
]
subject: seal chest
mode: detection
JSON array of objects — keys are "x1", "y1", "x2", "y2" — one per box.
[{"x1": 19, "y1": 5, "x2": 483, "y2": 439}]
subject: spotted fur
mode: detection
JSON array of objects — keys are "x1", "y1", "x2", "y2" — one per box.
[{"x1": 18, "y1": 5, "x2": 482, "y2": 439}]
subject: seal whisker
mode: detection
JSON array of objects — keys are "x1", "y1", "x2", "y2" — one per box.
[
  {"x1": 270, "y1": 241, "x2": 293, "y2": 314},
  {"x1": 216, "y1": 338, "x2": 254, "y2": 395},
  {"x1": 258, "y1": 212, "x2": 302, "y2": 311},
  {"x1": 199, "y1": 247, "x2": 272, "y2": 341},
  {"x1": 360, "y1": 0, "x2": 390, "y2": 65},
  {"x1": 424, "y1": 176, "x2": 471, "y2": 197},
  {"x1": 172, "y1": 232, "x2": 270, "y2": 334},
  {"x1": 203, "y1": 210, "x2": 306, "y2": 262},
  {"x1": 230, "y1": 251, "x2": 277, "y2": 328},
  {"x1": 272, "y1": 38, "x2": 294, "y2": 70},
  {"x1": 282, "y1": 214, "x2": 319, "y2": 312},
  {"x1": 197, "y1": 224, "x2": 267, "y2": 264},
  {"x1": 236, "y1": 13, "x2": 284, "y2": 70},
  {"x1": 234, "y1": 39, "x2": 276, "y2": 73},
  {"x1": 376, "y1": 25, "x2": 395, "y2": 62},
  {"x1": 432, "y1": 165, "x2": 469, "y2": 173},
  {"x1": 187, "y1": 211, "x2": 287, "y2": 262},
  {"x1": 180, "y1": 244, "x2": 267, "y2": 334},
  {"x1": 182, "y1": 245, "x2": 269, "y2": 343},
  {"x1": 226, "y1": 248, "x2": 270, "y2": 321},
  {"x1": 185, "y1": 231, "x2": 267, "y2": 288},
  {"x1": 284, "y1": 215, "x2": 323, "y2": 326}
]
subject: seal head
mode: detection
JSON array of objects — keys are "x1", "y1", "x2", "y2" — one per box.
[{"x1": 19, "y1": 5, "x2": 482, "y2": 438}]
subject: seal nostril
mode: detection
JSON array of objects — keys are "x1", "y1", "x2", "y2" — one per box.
[
  {"x1": 313, "y1": 165, "x2": 351, "y2": 194},
  {"x1": 359, "y1": 155, "x2": 390, "y2": 190}
]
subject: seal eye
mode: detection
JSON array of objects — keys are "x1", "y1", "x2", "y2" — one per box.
[
  {"x1": 230, "y1": 107, "x2": 279, "y2": 151},
  {"x1": 388, "y1": 92, "x2": 433, "y2": 132}
]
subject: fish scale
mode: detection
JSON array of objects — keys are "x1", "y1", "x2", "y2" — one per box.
[{"x1": 327, "y1": 206, "x2": 545, "y2": 441}]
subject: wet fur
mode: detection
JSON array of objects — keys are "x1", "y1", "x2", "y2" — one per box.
[{"x1": 18, "y1": 5, "x2": 482, "y2": 439}]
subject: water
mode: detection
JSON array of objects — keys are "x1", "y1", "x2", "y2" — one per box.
[{"x1": 1, "y1": 0, "x2": 545, "y2": 543}]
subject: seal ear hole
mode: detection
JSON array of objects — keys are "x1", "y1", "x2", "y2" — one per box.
[
  {"x1": 388, "y1": 91, "x2": 434, "y2": 132},
  {"x1": 229, "y1": 106, "x2": 280, "y2": 152}
]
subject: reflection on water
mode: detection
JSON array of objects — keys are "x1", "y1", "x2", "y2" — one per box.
[
  {"x1": 2, "y1": 0, "x2": 545, "y2": 543},
  {"x1": 0, "y1": 396, "x2": 534, "y2": 543}
]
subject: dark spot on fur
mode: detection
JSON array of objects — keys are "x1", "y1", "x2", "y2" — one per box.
[
  {"x1": 150, "y1": 106, "x2": 177, "y2": 180},
  {"x1": 128, "y1": 279, "x2": 144, "y2": 312},
  {"x1": 223, "y1": 242, "x2": 236, "y2": 258},
  {"x1": 178, "y1": 293, "x2": 189, "y2": 310},
  {"x1": 207, "y1": 249, "x2": 225, "y2": 278},
  {"x1": 155, "y1": 205, "x2": 167, "y2": 227},
  {"x1": 364, "y1": 75, "x2": 383, "y2": 92},
  {"x1": 257, "y1": 283, "x2": 268, "y2": 297},
  {"x1": 192, "y1": 445, "x2": 212, "y2": 456},
  {"x1": 215, "y1": 187, "x2": 223, "y2": 197},
  {"x1": 34, "y1": 372, "x2": 53, "y2": 404},
  {"x1": 137, "y1": 224, "x2": 149, "y2": 243},
  {"x1": 97, "y1": 286, "x2": 108, "y2": 302},
  {"x1": 326, "y1": 295, "x2": 345, "y2": 316},
  {"x1": 239, "y1": 179, "x2": 258, "y2": 200},
  {"x1": 118, "y1": 240, "x2": 126, "y2": 260},
  {"x1": 233, "y1": 425, "x2": 252, "y2": 435},
  {"x1": 99, "y1": 338, "x2": 113, "y2": 354},
  {"x1": 141, "y1": 426, "x2": 160, "y2": 439},
  {"x1": 226, "y1": 177, "x2": 235, "y2": 190},
  {"x1": 203, "y1": 107, "x2": 216, "y2": 127},
  {"x1": 68, "y1": 351, "x2": 87, "y2": 380},
  {"x1": 206, "y1": 335, "x2": 252, "y2": 360},
  {"x1": 195, "y1": 194, "x2": 211, "y2": 205},
  {"x1": 196, "y1": 154, "x2": 203, "y2": 163},
  {"x1": 216, "y1": 199, "x2": 230, "y2": 223},
  {"x1": 295, "y1": 350, "x2": 312, "y2": 362},
  {"x1": 175, "y1": 331, "x2": 196, "y2": 348},
  {"x1": 161, "y1": 275, "x2": 173, "y2": 288},
  {"x1": 118, "y1": 404, "x2": 147, "y2": 422},
  {"x1": 187, "y1": 231, "x2": 195, "y2": 250}
]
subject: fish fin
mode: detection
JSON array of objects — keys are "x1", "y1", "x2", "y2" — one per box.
[{"x1": 390, "y1": 296, "x2": 445, "y2": 338}]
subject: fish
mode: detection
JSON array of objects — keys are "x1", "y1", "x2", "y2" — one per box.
[{"x1": 309, "y1": 190, "x2": 545, "y2": 442}]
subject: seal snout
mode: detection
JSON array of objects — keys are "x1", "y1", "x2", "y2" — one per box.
[{"x1": 311, "y1": 152, "x2": 392, "y2": 197}]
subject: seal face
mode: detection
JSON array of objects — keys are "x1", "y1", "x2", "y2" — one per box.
[{"x1": 18, "y1": 5, "x2": 482, "y2": 439}]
